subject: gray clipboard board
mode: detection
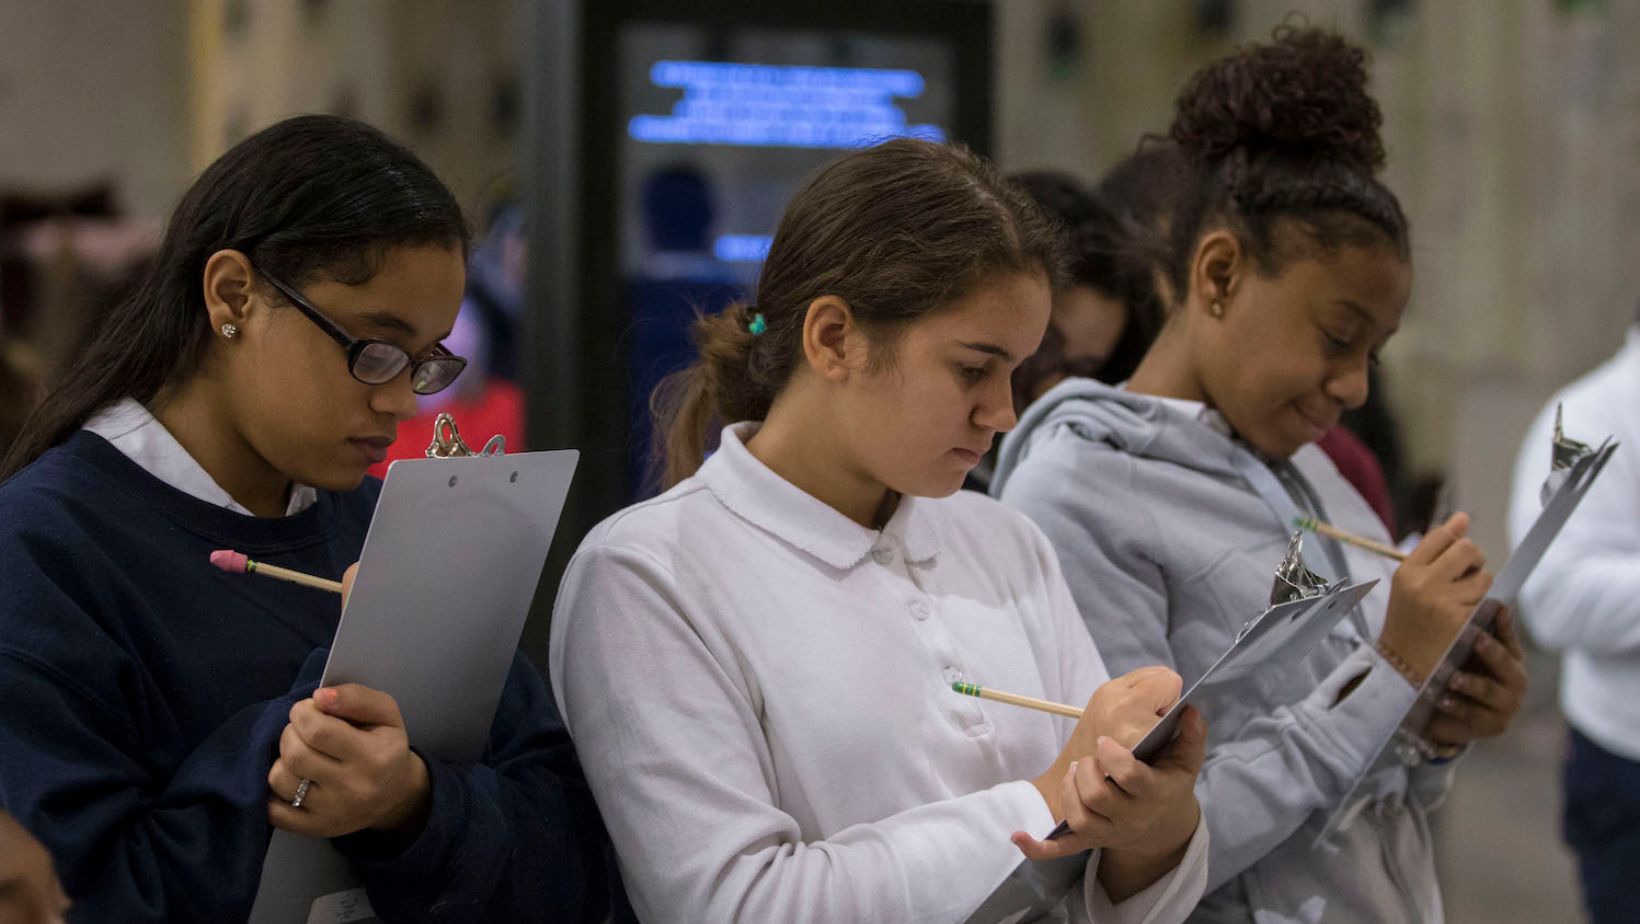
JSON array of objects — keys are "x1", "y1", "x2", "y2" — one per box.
[
  {"x1": 248, "y1": 448, "x2": 578, "y2": 924},
  {"x1": 1045, "y1": 578, "x2": 1378, "y2": 840},
  {"x1": 1319, "y1": 436, "x2": 1618, "y2": 845}
]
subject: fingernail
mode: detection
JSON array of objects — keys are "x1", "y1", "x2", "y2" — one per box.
[
  {"x1": 1096, "y1": 736, "x2": 1110, "y2": 747},
  {"x1": 318, "y1": 688, "x2": 338, "y2": 706},
  {"x1": 1439, "y1": 695, "x2": 1457, "y2": 711},
  {"x1": 1068, "y1": 760, "x2": 1078, "y2": 775}
]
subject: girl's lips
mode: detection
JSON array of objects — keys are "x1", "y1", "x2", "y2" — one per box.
[
  {"x1": 1294, "y1": 405, "x2": 1337, "y2": 436},
  {"x1": 349, "y1": 437, "x2": 392, "y2": 464}
]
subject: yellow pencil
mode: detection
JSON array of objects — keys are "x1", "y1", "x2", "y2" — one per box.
[
  {"x1": 951, "y1": 681, "x2": 1083, "y2": 719},
  {"x1": 1293, "y1": 515, "x2": 1407, "y2": 562},
  {"x1": 209, "y1": 549, "x2": 344, "y2": 594}
]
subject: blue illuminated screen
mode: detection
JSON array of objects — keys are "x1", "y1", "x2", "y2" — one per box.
[
  {"x1": 629, "y1": 60, "x2": 947, "y2": 150},
  {"x1": 617, "y1": 23, "x2": 959, "y2": 496}
]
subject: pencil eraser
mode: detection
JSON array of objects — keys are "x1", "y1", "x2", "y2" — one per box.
[{"x1": 210, "y1": 549, "x2": 249, "y2": 573}]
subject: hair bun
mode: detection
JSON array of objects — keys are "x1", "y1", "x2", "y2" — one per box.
[{"x1": 1169, "y1": 25, "x2": 1385, "y2": 174}]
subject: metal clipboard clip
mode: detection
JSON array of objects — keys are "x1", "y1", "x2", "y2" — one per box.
[
  {"x1": 1268, "y1": 531, "x2": 1331, "y2": 610},
  {"x1": 424, "y1": 412, "x2": 507, "y2": 459},
  {"x1": 1541, "y1": 402, "x2": 1594, "y2": 505}
]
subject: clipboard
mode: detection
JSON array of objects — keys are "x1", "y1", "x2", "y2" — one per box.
[
  {"x1": 248, "y1": 435, "x2": 578, "y2": 924},
  {"x1": 1319, "y1": 435, "x2": 1619, "y2": 844},
  {"x1": 1045, "y1": 578, "x2": 1379, "y2": 840}
]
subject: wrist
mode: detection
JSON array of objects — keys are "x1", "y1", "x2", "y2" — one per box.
[
  {"x1": 376, "y1": 754, "x2": 432, "y2": 835},
  {"x1": 1375, "y1": 639, "x2": 1428, "y2": 688},
  {"x1": 1031, "y1": 760, "x2": 1069, "y2": 821},
  {"x1": 1394, "y1": 727, "x2": 1465, "y2": 766},
  {"x1": 1111, "y1": 797, "x2": 1199, "y2": 868}
]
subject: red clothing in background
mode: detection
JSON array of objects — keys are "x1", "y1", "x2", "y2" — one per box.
[
  {"x1": 1317, "y1": 426, "x2": 1396, "y2": 538},
  {"x1": 368, "y1": 380, "x2": 526, "y2": 479}
]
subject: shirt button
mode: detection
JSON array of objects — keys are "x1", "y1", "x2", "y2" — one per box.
[
  {"x1": 942, "y1": 666, "x2": 961, "y2": 683},
  {"x1": 910, "y1": 600, "x2": 931, "y2": 620},
  {"x1": 871, "y1": 547, "x2": 894, "y2": 565}
]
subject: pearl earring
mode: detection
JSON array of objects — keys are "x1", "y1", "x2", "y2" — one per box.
[
  {"x1": 220, "y1": 322, "x2": 238, "y2": 339},
  {"x1": 1209, "y1": 300, "x2": 1225, "y2": 318}
]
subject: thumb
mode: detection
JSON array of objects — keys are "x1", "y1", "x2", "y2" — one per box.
[
  {"x1": 1160, "y1": 705, "x2": 1207, "y2": 774},
  {"x1": 1441, "y1": 511, "x2": 1471, "y2": 539},
  {"x1": 341, "y1": 562, "x2": 360, "y2": 609},
  {"x1": 1010, "y1": 830, "x2": 1080, "y2": 862}
]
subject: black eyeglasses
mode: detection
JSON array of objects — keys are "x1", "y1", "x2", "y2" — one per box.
[{"x1": 257, "y1": 268, "x2": 467, "y2": 395}]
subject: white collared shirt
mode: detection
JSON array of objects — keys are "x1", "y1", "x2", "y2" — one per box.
[
  {"x1": 83, "y1": 398, "x2": 318, "y2": 516},
  {"x1": 1144, "y1": 393, "x2": 1234, "y2": 439},
  {"x1": 1509, "y1": 325, "x2": 1640, "y2": 760},
  {"x1": 549, "y1": 423, "x2": 1207, "y2": 924}
]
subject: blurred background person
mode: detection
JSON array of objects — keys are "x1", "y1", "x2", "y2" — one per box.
[
  {"x1": 1008, "y1": 170, "x2": 1164, "y2": 410},
  {"x1": 1508, "y1": 306, "x2": 1640, "y2": 924}
]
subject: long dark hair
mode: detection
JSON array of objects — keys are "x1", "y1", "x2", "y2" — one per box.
[
  {"x1": 650, "y1": 138, "x2": 1067, "y2": 489},
  {"x1": 1163, "y1": 25, "x2": 1409, "y2": 302},
  {"x1": 1, "y1": 114, "x2": 468, "y2": 480}
]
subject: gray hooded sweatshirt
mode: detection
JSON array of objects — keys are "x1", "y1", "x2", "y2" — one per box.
[{"x1": 992, "y1": 378, "x2": 1457, "y2": 924}]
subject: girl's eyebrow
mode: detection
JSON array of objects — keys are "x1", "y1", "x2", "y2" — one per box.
[
  {"x1": 357, "y1": 311, "x2": 454, "y2": 346},
  {"x1": 357, "y1": 311, "x2": 419, "y2": 338},
  {"x1": 957, "y1": 340, "x2": 1016, "y2": 362},
  {"x1": 1336, "y1": 299, "x2": 1398, "y2": 338}
]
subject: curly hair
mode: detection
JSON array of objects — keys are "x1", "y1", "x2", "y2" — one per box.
[{"x1": 1163, "y1": 23, "x2": 1409, "y2": 300}]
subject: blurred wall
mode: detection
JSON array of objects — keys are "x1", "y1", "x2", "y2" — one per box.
[
  {"x1": 0, "y1": 0, "x2": 190, "y2": 215},
  {"x1": 188, "y1": 0, "x2": 521, "y2": 219}
]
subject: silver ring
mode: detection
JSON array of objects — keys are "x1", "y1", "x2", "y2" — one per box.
[{"x1": 291, "y1": 778, "x2": 312, "y2": 809}]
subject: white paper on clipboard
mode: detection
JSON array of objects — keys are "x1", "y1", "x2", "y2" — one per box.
[
  {"x1": 1319, "y1": 437, "x2": 1619, "y2": 845},
  {"x1": 247, "y1": 448, "x2": 578, "y2": 924},
  {"x1": 1044, "y1": 578, "x2": 1379, "y2": 840}
]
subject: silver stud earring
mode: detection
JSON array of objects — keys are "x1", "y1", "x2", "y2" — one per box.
[
  {"x1": 1209, "y1": 300, "x2": 1225, "y2": 319},
  {"x1": 220, "y1": 323, "x2": 238, "y2": 339}
]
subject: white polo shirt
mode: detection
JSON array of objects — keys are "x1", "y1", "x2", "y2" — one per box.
[
  {"x1": 549, "y1": 422, "x2": 1207, "y2": 924},
  {"x1": 1509, "y1": 325, "x2": 1640, "y2": 760}
]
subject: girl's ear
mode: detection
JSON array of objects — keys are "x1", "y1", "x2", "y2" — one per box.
[
  {"x1": 801, "y1": 295, "x2": 863, "y2": 383},
  {"x1": 1188, "y1": 229, "x2": 1246, "y2": 318},
  {"x1": 201, "y1": 249, "x2": 258, "y2": 334}
]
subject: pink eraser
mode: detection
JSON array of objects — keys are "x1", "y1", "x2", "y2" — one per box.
[{"x1": 210, "y1": 549, "x2": 249, "y2": 573}]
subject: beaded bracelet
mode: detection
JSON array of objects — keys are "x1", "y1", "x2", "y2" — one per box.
[
  {"x1": 1377, "y1": 643, "x2": 1466, "y2": 765},
  {"x1": 1375, "y1": 641, "x2": 1424, "y2": 688}
]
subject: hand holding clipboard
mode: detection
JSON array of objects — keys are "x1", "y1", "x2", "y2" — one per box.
[{"x1": 958, "y1": 575, "x2": 1379, "y2": 843}]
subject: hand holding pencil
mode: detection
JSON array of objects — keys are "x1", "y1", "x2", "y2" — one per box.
[
  {"x1": 1009, "y1": 666, "x2": 1205, "y2": 880},
  {"x1": 1377, "y1": 512, "x2": 1494, "y2": 686}
]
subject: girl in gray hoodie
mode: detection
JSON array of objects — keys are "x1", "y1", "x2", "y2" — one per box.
[{"x1": 993, "y1": 26, "x2": 1529, "y2": 924}]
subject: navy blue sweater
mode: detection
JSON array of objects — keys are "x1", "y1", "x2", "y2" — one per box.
[{"x1": 0, "y1": 432, "x2": 611, "y2": 922}]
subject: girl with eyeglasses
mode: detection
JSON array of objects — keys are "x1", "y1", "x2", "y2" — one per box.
[{"x1": 0, "y1": 115, "x2": 611, "y2": 922}]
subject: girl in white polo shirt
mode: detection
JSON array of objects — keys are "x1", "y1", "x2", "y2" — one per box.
[{"x1": 550, "y1": 138, "x2": 1210, "y2": 924}]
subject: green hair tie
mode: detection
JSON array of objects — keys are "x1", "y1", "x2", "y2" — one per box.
[{"x1": 748, "y1": 312, "x2": 768, "y2": 336}]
